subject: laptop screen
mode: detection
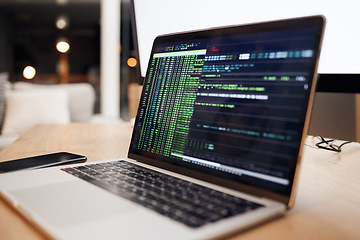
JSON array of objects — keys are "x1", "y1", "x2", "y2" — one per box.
[{"x1": 129, "y1": 16, "x2": 324, "y2": 201}]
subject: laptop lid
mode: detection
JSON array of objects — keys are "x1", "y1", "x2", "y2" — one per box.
[{"x1": 128, "y1": 16, "x2": 325, "y2": 207}]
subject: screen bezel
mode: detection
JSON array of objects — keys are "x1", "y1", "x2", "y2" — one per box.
[{"x1": 128, "y1": 16, "x2": 325, "y2": 206}]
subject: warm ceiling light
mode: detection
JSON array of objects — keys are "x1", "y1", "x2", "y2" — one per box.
[
  {"x1": 23, "y1": 66, "x2": 36, "y2": 80},
  {"x1": 127, "y1": 57, "x2": 137, "y2": 68},
  {"x1": 56, "y1": 0, "x2": 69, "y2": 5},
  {"x1": 56, "y1": 41, "x2": 70, "y2": 53},
  {"x1": 56, "y1": 15, "x2": 69, "y2": 29}
]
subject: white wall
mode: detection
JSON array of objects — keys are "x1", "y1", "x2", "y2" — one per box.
[{"x1": 100, "y1": 0, "x2": 121, "y2": 118}]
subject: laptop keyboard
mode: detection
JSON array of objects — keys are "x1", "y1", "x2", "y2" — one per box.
[{"x1": 62, "y1": 160, "x2": 263, "y2": 228}]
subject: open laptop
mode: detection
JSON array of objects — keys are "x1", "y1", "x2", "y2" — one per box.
[{"x1": 0, "y1": 16, "x2": 325, "y2": 239}]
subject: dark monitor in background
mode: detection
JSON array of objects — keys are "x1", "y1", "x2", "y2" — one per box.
[
  {"x1": 308, "y1": 74, "x2": 360, "y2": 142},
  {"x1": 130, "y1": 0, "x2": 360, "y2": 142}
]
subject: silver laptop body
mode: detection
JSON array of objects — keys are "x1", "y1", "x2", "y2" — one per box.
[{"x1": 0, "y1": 16, "x2": 325, "y2": 240}]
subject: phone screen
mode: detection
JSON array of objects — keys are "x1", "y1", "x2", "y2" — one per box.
[{"x1": 0, "y1": 152, "x2": 87, "y2": 173}]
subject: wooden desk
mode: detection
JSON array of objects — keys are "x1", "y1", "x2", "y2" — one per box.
[{"x1": 0, "y1": 123, "x2": 360, "y2": 239}]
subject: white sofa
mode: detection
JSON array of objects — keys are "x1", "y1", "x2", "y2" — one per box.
[{"x1": 0, "y1": 80, "x2": 96, "y2": 149}]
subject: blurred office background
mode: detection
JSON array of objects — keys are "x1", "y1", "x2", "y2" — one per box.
[{"x1": 0, "y1": 0, "x2": 138, "y2": 121}]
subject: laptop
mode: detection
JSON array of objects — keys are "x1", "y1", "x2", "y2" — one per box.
[{"x1": 0, "y1": 16, "x2": 325, "y2": 239}]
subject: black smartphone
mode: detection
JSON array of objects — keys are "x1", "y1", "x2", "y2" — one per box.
[{"x1": 0, "y1": 152, "x2": 87, "y2": 173}]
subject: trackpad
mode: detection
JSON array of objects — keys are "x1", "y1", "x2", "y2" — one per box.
[{"x1": 11, "y1": 180, "x2": 136, "y2": 227}]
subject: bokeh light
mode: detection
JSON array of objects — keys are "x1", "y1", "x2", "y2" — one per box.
[
  {"x1": 56, "y1": 41, "x2": 70, "y2": 53},
  {"x1": 127, "y1": 57, "x2": 137, "y2": 68},
  {"x1": 23, "y1": 66, "x2": 36, "y2": 79}
]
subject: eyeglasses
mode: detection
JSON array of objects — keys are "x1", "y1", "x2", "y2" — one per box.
[{"x1": 315, "y1": 136, "x2": 351, "y2": 152}]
